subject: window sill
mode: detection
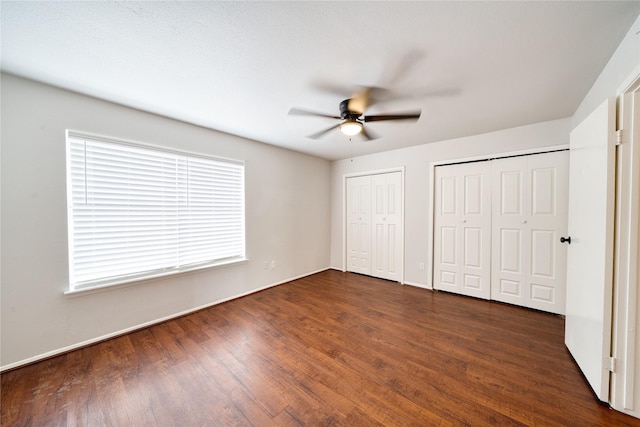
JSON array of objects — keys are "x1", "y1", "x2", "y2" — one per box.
[{"x1": 64, "y1": 258, "x2": 249, "y2": 298}]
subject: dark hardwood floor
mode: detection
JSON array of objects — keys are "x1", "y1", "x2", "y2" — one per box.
[{"x1": 2, "y1": 270, "x2": 639, "y2": 426}]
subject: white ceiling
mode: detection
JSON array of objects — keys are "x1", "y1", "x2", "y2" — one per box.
[{"x1": 2, "y1": 1, "x2": 638, "y2": 161}]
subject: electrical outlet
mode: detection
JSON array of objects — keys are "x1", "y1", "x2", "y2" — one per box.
[
  {"x1": 419, "y1": 262, "x2": 425, "y2": 271},
  {"x1": 271, "y1": 260, "x2": 276, "y2": 269}
]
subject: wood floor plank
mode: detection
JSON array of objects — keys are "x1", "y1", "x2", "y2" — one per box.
[{"x1": 2, "y1": 270, "x2": 639, "y2": 426}]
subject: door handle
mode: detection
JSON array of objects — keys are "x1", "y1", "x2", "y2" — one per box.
[{"x1": 560, "y1": 236, "x2": 571, "y2": 244}]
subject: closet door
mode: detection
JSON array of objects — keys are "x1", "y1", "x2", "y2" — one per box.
[
  {"x1": 526, "y1": 152, "x2": 569, "y2": 314},
  {"x1": 346, "y1": 175, "x2": 372, "y2": 275},
  {"x1": 371, "y1": 172, "x2": 402, "y2": 281},
  {"x1": 433, "y1": 162, "x2": 491, "y2": 299},
  {"x1": 491, "y1": 156, "x2": 529, "y2": 308},
  {"x1": 491, "y1": 151, "x2": 569, "y2": 315}
]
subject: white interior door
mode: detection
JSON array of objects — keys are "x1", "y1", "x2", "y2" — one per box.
[
  {"x1": 433, "y1": 162, "x2": 491, "y2": 299},
  {"x1": 565, "y1": 98, "x2": 616, "y2": 402},
  {"x1": 491, "y1": 152, "x2": 569, "y2": 315},
  {"x1": 346, "y1": 175, "x2": 372, "y2": 275},
  {"x1": 371, "y1": 172, "x2": 403, "y2": 281}
]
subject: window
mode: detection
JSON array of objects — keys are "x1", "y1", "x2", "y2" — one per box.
[{"x1": 66, "y1": 131, "x2": 245, "y2": 291}]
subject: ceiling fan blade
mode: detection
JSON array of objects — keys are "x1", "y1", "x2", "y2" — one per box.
[
  {"x1": 368, "y1": 87, "x2": 460, "y2": 106},
  {"x1": 384, "y1": 50, "x2": 426, "y2": 87},
  {"x1": 311, "y1": 81, "x2": 390, "y2": 112},
  {"x1": 288, "y1": 107, "x2": 341, "y2": 120},
  {"x1": 349, "y1": 85, "x2": 394, "y2": 112},
  {"x1": 311, "y1": 80, "x2": 352, "y2": 97},
  {"x1": 364, "y1": 111, "x2": 421, "y2": 122},
  {"x1": 416, "y1": 87, "x2": 461, "y2": 98},
  {"x1": 348, "y1": 88, "x2": 369, "y2": 115},
  {"x1": 360, "y1": 126, "x2": 378, "y2": 141},
  {"x1": 307, "y1": 123, "x2": 342, "y2": 139}
]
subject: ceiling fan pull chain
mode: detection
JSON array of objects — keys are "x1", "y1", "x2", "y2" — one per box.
[{"x1": 350, "y1": 137, "x2": 354, "y2": 162}]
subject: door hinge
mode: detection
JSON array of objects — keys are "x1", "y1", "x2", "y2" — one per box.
[
  {"x1": 615, "y1": 129, "x2": 623, "y2": 146},
  {"x1": 605, "y1": 356, "x2": 617, "y2": 373}
]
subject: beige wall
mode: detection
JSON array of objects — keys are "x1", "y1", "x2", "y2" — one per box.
[{"x1": 0, "y1": 73, "x2": 332, "y2": 369}]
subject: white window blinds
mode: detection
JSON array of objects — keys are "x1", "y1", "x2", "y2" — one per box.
[{"x1": 66, "y1": 132, "x2": 245, "y2": 291}]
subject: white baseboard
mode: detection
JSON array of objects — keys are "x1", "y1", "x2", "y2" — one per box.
[{"x1": 1, "y1": 267, "x2": 330, "y2": 372}]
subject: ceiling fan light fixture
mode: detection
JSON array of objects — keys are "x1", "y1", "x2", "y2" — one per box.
[{"x1": 340, "y1": 120, "x2": 363, "y2": 136}]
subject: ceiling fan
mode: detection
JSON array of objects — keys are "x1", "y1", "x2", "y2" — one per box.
[{"x1": 288, "y1": 86, "x2": 421, "y2": 140}]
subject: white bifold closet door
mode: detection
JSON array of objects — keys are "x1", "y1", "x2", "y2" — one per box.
[
  {"x1": 371, "y1": 172, "x2": 403, "y2": 281},
  {"x1": 347, "y1": 175, "x2": 372, "y2": 275},
  {"x1": 346, "y1": 172, "x2": 403, "y2": 281},
  {"x1": 433, "y1": 151, "x2": 568, "y2": 314},
  {"x1": 491, "y1": 152, "x2": 569, "y2": 315},
  {"x1": 433, "y1": 162, "x2": 492, "y2": 299}
]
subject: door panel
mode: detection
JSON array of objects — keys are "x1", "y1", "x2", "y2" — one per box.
[
  {"x1": 346, "y1": 175, "x2": 371, "y2": 275},
  {"x1": 371, "y1": 171, "x2": 403, "y2": 281},
  {"x1": 387, "y1": 224, "x2": 397, "y2": 274},
  {"x1": 373, "y1": 223, "x2": 384, "y2": 276},
  {"x1": 464, "y1": 227, "x2": 482, "y2": 267},
  {"x1": 464, "y1": 274, "x2": 482, "y2": 290},
  {"x1": 441, "y1": 177, "x2": 456, "y2": 214},
  {"x1": 441, "y1": 227, "x2": 457, "y2": 265},
  {"x1": 438, "y1": 226, "x2": 458, "y2": 291},
  {"x1": 434, "y1": 166, "x2": 462, "y2": 294},
  {"x1": 347, "y1": 180, "x2": 359, "y2": 270},
  {"x1": 501, "y1": 229, "x2": 521, "y2": 272},
  {"x1": 492, "y1": 157, "x2": 528, "y2": 307},
  {"x1": 465, "y1": 175, "x2": 482, "y2": 214},
  {"x1": 531, "y1": 283, "x2": 554, "y2": 304},
  {"x1": 532, "y1": 168, "x2": 554, "y2": 215},
  {"x1": 565, "y1": 98, "x2": 616, "y2": 403},
  {"x1": 500, "y1": 279, "x2": 520, "y2": 297},
  {"x1": 531, "y1": 230, "x2": 554, "y2": 276},
  {"x1": 491, "y1": 152, "x2": 568, "y2": 314},
  {"x1": 526, "y1": 152, "x2": 569, "y2": 314},
  {"x1": 434, "y1": 162, "x2": 491, "y2": 299},
  {"x1": 501, "y1": 170, "x2": 523, "y2": 215}
]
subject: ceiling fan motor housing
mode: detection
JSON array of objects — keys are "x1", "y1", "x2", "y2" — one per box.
[{"x1": 339, "y1": 99, "x2": 362, "y2": 120}]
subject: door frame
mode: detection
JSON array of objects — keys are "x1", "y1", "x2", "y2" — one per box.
[
  {"x1": 342, "y1": 167, "x2": 406, "y2": 283},
  {"x1": 611, "y1": 73, "x2": 640, "y2": 416},
  {"x1": 426, "y1": 146, "x2": 568, "y2": 289}
]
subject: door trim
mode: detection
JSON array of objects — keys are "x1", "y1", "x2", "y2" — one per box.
[{"x1": 611, "y1": 74, "x2": 640, "y2": 416}]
